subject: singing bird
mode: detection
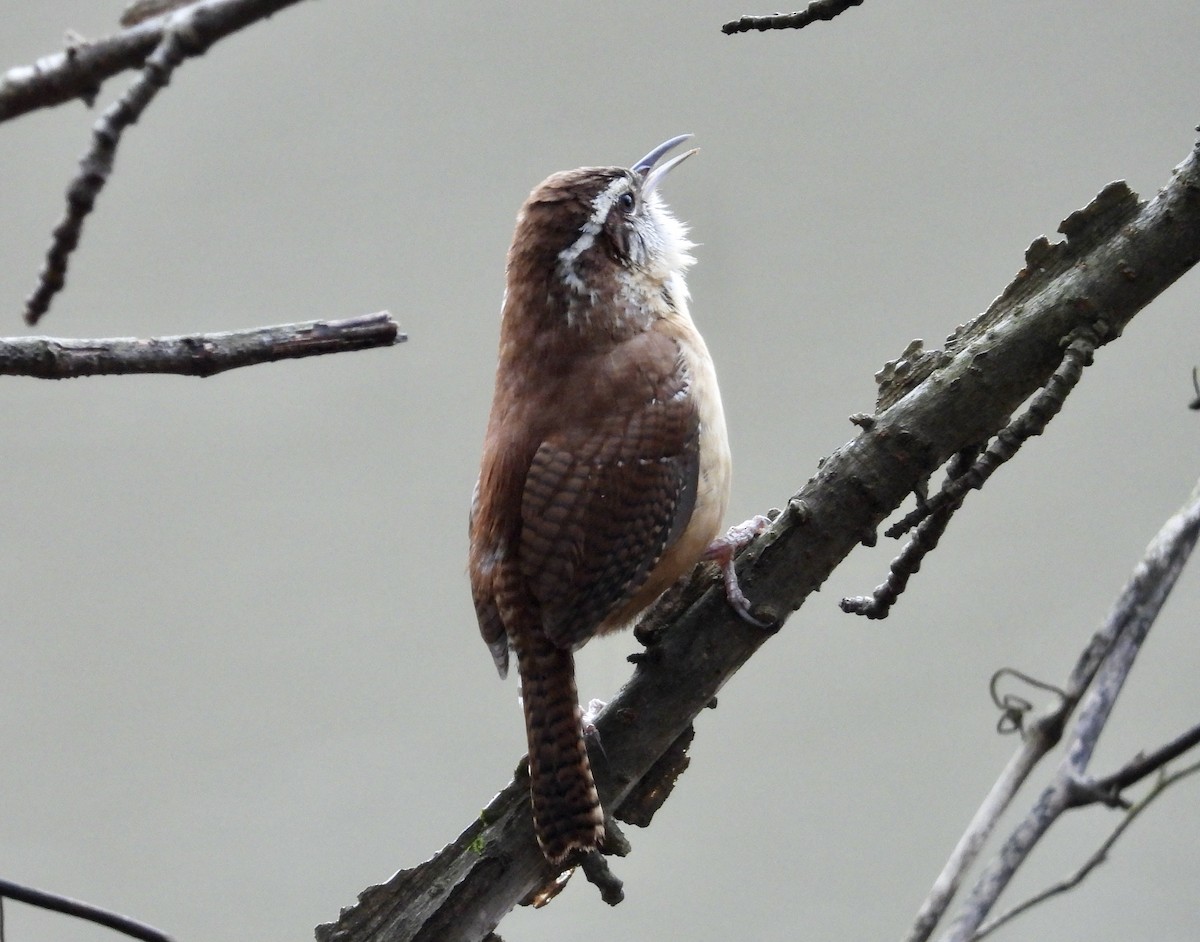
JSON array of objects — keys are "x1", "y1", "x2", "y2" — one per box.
[{"x1": 469, "y1": 135, "x2": 761, "y2": 864}]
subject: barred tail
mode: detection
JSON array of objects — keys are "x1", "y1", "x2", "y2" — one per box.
[{"x1": 517, "y1": 631, "x2": 604, "y2": 863}]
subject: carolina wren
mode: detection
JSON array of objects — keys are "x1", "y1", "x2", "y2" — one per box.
[{"x1": 469, "y1": 135, "x2": 757, "y2": 864}]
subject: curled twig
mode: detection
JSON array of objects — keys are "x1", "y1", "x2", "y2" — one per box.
[{"x1": 989, "y1": 669, "x2": 1066, "y2": 736}]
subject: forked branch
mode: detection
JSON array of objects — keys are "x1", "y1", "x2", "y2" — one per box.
[
  {"x1": 904, "y1": 479, "x2": 1200, "y2": 942},
  {"x1": 0, "y1": 0, "x2": 310, "y2": 123}
]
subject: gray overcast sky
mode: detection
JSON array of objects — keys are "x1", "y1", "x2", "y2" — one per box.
[{"x1": 2, "y1": 4, "x2": 1199, "y2": 940}]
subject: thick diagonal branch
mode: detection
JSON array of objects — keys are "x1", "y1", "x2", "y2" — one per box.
[{"x1": 318, "y1": 142, "x2": 1200, "y2": 942}]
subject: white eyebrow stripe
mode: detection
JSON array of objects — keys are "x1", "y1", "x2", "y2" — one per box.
[{"x1": 556, "y1": 176, "x2": 628, "y2": 295}]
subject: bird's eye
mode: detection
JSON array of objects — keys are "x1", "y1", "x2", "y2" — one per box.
[{"x1": 617, "y1": 191, "x2": 636, "y2": 212}]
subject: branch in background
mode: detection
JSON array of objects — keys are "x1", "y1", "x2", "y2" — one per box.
[
  {"x1": 0, "y1": 876, "x2": 173, "y2": 942},
  {"x1": 0, "y1": 312, "x2": 403, "y2": 379},
  {"x1": 17, "y1": 0, "x2": 313, "y2": 324},
  {"x1": 316, "y1": 139, "x2": 1200, "y2": 942},
  {"x1": 974, "y1": 759, "x2": 1200, "y2": 941},
  {"x1": 24, "y1": 28, "x2": 187, "y2": 325},
  {"x1": 903, "y1": 478, "x2": 1200, "y2": 942},
  {"x1": 910, "y1": 480, "x2": 1200, "y2": 942},
  {"x1": 1079, "y1": 719, "x2": 1200, "y2": 803},
  {"x1": 721, "y1": 0, "x2": 865, "y2": 35},
  {"x1": 0, "y1": 0, "x2": 310, "y2": 124}
]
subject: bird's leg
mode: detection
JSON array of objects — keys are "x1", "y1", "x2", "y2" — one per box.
[{"x1": 704, "y1": 515, "x2": 772, "y2": 628}]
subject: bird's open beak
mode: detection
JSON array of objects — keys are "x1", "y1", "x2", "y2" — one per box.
[{"x1": 634, "y1": 134, "x2": 699, "y2": 196}]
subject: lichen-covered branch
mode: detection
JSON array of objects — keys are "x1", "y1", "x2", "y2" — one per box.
[
  {"x1": 930, "y1": 480, "x2": 1200, "y2": 942},
  {"x1": 903, "y1": 479, "x2": 1200, "y2": 942},
  {"x1": 973, "y1": 759, "x2": 1200, "y2": 940}
]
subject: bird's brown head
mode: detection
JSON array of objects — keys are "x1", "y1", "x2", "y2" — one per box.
[{"x1": 502, "y1": 134, "x2": 698, "y2": 348}]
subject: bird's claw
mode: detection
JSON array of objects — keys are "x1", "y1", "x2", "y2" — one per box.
[{"x1": 704, "y1": 515, "x2": 773, "y2": 628}]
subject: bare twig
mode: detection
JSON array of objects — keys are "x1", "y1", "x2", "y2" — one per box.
[
  {"x1": 24, "y1": 27, "x2": 189, "y2": 325},
  {"x1": 722, "y1": 0, "x2": 865, "y2": 34},
  {"x1": 0, "y1": 876, "x2": 173, "y2": 942},
  {"x1": 902, "y1": 682, "x2": 1069, "y2": 942},
  {"x1": 840, "y1": 448, "x2": 975, "y2": 618},
  {"x1": 886, "y1": 329, "x2": 1098, "y2": 540},
  {"x1": 930, "y1": 480, "x2": 1200, "y2": 942},
  {"x1": 1079, "y1": 720, "x2": 1200, "y2": 803},
  {"x1": 0, "y1": 312, "x2": 403, "y2": 379},
  {"x1": 845, "y1": 328, "x2": 1097, "y2": 616},
  {"x1": 973, "y1": 760, "x2": 1200, "y2": 940},
  {"x1": 0, "y1": 0, "x2": 310, "y2": 124},
  {"x1": 845, "y1": 328, "x2": 1097, "y2": 617}
]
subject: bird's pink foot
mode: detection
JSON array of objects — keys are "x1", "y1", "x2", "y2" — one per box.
[{"x1": 704, "y1": 515, "x2": 772, "y2": 628}]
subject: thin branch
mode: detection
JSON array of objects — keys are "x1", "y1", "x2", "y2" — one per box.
[
  {"x1": 318, "y1": 140, "x2": 1200, "y2": 942},
  {"x1": 0, "y1": 876, "x2": 173, "y2": 942},
  {"x1": 908, "y1": 481, "x2": 1200, "y2": 942},
  {"x1": 886, "y1": 328, "x2": 1097, "y2": 540},
  {"x1": 844, "y1": 328, "x2": 1099, "y2": 617},
  {"x1": 973, "y1": 760, "x2": 1200, "y2": 941},
  {"x1": 933, "y1": 479, "x2": 1200, "y2": 942},
  {"x1": 1080, "y1": 720, "x2": 1200, "y2": 803},
  {"x1": 902, "y1": 673, "x2": 1070, "y2": 942},
  {"x1": 721, "y1": 0, "x2": 865, "y2": 34},
  {"x1": 840, "y1": 448, "x2": 976, "y2": 618},
  {"x1": 24, "y1": 28, "x2": 189, "y2": 325},
  {"x1": 0, "y1": 0, "x2": 310, "y2": 124},
  {"x1": 0, "y1": 312, "x2": 403, "y2": 379}
]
